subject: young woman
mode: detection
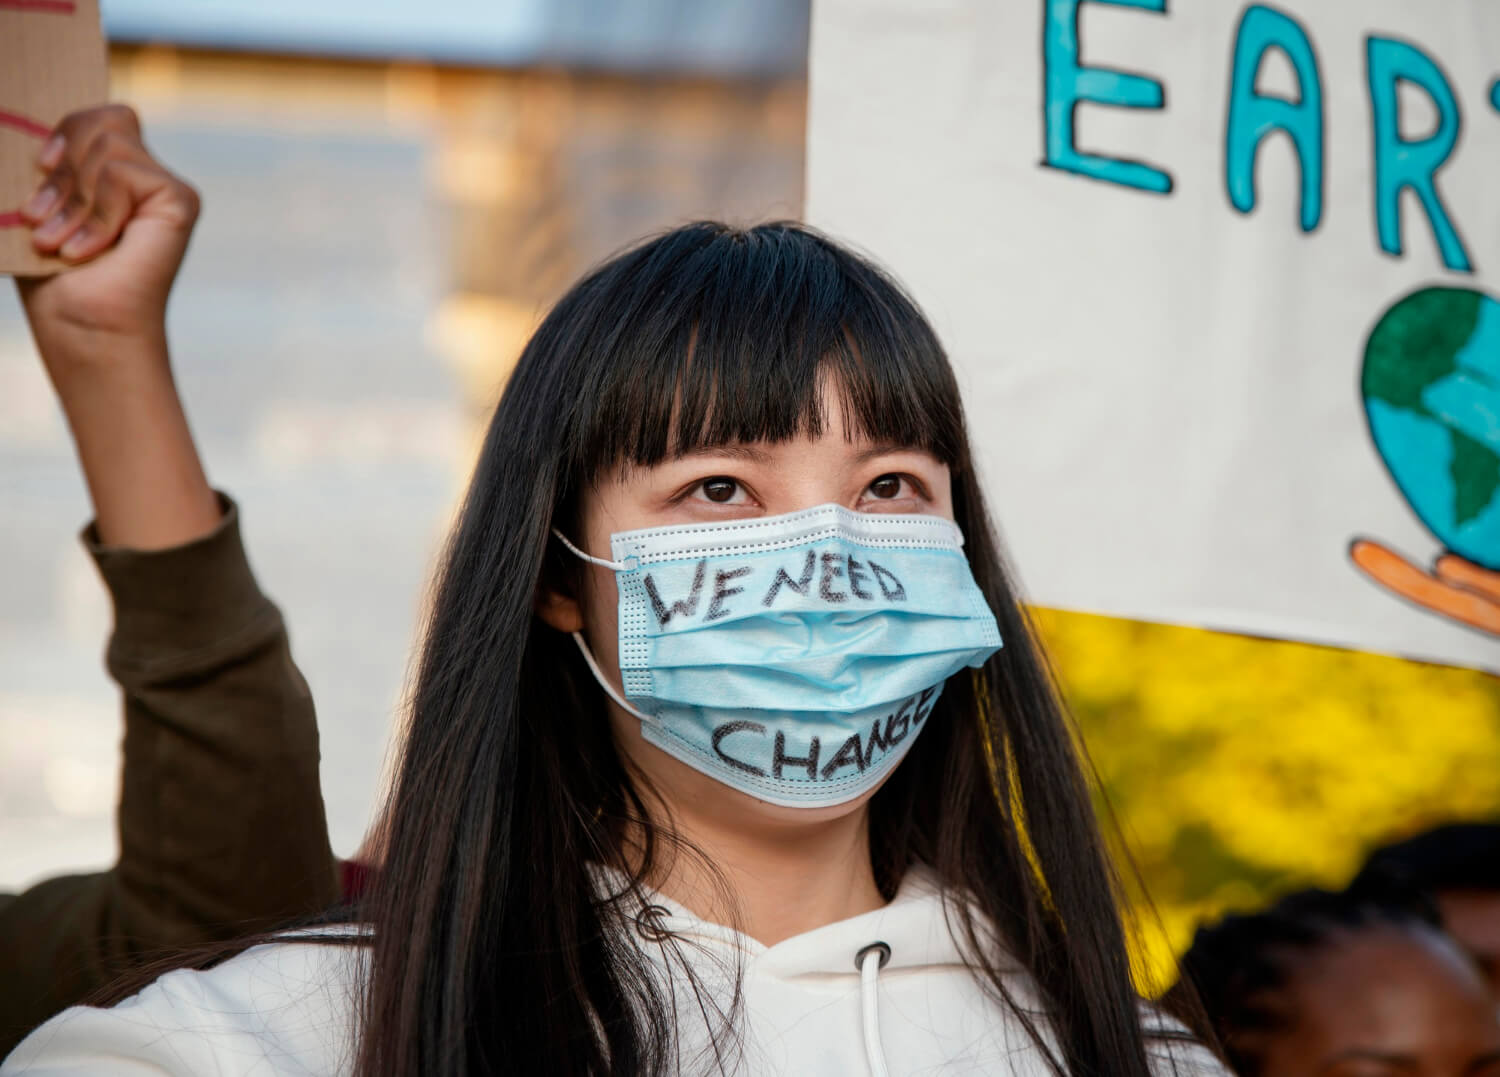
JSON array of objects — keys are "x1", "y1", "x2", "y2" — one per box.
[
  {"x1": 1163, "y1": 874, "x2": 1500, "y2": 1076},
  {"x1": 3, "y1": 106, "x2": 1225, "y2": 1076}
]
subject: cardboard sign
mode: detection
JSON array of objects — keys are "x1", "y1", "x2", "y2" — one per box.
[
  {"x1": 0, "y1": 0, "x2": 107, "y2": 276},
  {"x1": 807, "y1": 0, "x2": 1500, "y2": 673}
]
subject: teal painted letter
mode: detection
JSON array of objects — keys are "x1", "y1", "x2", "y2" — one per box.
[
  {"x1": 1043, "y1": 0, "x2": 1173, "y2": 194},
  {"x1": 1366, "y1": 35, "x2": 1473, "y2": 273},
  {"x1": 1225, "y1": 4, "x2": 1323, "y2": 232}
]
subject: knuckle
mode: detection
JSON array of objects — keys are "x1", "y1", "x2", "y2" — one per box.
[
  {"x1": 54, "y1": 110, "x2": 89, "y2": 136},
  {"x1": 175, "y1": 180, "x2": 202, "y2": 215},
  {"x1": 103, "y1": 103, "x2": 141, "y2": 131},
  {"x1": 46, "y1": 162, "x2": 75, "y2": 192},
  {"x1": 56, "y1": 104, "x2": 120, "y2": 144},
  {"x1": 80, "y1": 130, "x2": 123, "y2": 174},
  {"x1": 97, "y1": 128, "x2": 132, "y2": 155}
]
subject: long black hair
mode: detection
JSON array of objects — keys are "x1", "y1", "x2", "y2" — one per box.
[
  {"x1": 1161, "y1": 873, "x2": 1447, "y2": 1075},
  {"x1": 359, "y1": 220, "x2": 1185, "y2": 1075}
]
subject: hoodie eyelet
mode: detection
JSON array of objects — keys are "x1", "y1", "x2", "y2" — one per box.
[
  {"x1": 634, "y1": 904, "x2": 674, "y2": 943},
  {"x1": 854, "y1": 941, "x2": 891, "y2": 971}
]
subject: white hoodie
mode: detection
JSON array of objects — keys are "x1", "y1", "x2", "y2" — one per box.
[{"x1": 2, "y1": 867, "x2": 1225, "y2": 1076}]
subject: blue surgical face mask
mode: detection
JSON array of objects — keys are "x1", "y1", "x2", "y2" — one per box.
[{"x1": 555, "y1": 503, "x2": 1002, "y2": 808}]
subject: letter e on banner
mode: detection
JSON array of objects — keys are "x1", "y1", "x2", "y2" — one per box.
[{"x1": 0, "y1": 0, "x2": 106, "y2": 276}]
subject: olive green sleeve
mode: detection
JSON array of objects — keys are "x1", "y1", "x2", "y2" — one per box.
[{"x1": 0, "y1": 496, "x2": 338, "y2": 1055}]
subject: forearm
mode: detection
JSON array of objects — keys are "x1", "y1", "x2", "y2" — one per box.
[{"x1": 35, "y1": 329, "x2": 220, "y2": 550}]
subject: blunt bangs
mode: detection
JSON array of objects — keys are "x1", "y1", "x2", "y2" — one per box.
[{"x1": 542, "y1": 221, "x2": 967, "y2": 483}]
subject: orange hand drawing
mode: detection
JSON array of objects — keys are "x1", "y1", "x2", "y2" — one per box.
[{"x1": 1350, "y1": 539, "x2": 1500, "y2": 637}]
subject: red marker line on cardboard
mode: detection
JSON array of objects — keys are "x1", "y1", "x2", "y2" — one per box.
[
  {"x1": 1, "y1": 111, "x2": 49, "y2": 228},
  {"x1": 0, "y1": 0, "x2": 77, "y2": 12},
  {"x1": 0, "y1": 109, "x2": 50, "y2": 139}
]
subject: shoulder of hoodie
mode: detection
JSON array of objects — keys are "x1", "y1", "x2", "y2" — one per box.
[
  {"x1": 1140, "y1": 1006, "x2": 1231, "y2": 1077},
  {"x1": 900, "y1": 867, "x2": 1229, "y2": 1075},
  {"x1": 1, "y1": 925, "x2": 367, "y2": 1076}
]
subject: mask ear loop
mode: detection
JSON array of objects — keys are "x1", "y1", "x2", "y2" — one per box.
[
  {"x1": 551, "y1": 529, "x2": 654, "y2": 724},
  {"x1": 568, "y1": 631, "x2": 654, "y2": 724},
  {"x1": 551, "y1": 529, "x2": 631, "y2": 572}
]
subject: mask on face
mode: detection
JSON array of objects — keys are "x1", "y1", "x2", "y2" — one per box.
[{"x1": 555, "y1": 504, "x2": 1002, "y2": 808}]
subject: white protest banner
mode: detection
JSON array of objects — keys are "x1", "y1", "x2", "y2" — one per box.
[{"x1": 807, "y1": 0, "x2": 1500, "y2": 673}]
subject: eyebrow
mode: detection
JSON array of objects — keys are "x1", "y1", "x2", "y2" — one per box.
[
  {"x1": 850, "y1": 443, "x2": 934, "y2": 464},
  {"x1": 1318, "y1": 1051, "x2": 1417, "y2": 1073},
  {"x1": 676, "y1": 445, "x2": 774, "y2": 464},
  {"x1": 674, "y1": 443, "x2": 932, "y2": 466}
]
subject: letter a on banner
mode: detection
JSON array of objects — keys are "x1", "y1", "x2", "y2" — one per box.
[{"x1": 0, "y1": 0, "x2": 107, "y2": 276}]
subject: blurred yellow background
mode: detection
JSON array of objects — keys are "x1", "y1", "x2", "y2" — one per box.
[{"x1": 1036, "y1": 608, "x2": 1500, "y2": 990}]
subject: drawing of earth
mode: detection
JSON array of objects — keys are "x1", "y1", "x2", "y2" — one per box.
[{"x1": 1363, "y1": 286, "x2": 1500, "y2": 571}]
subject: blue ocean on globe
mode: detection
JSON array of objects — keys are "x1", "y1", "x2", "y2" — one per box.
[{"x1": 1363, "y1": 288, "x2": 1500, "y2": 571}]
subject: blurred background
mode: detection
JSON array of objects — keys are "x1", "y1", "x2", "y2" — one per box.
[{"x1": 0, "y1": 0, "x2": 1494, "y2": 991}]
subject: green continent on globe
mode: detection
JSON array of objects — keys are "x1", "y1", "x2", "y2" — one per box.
[
  {"x1": 1452, "y1": 431, "x2": 1500, "y2": 528},
  {"x1": 1363, "y1": 287, "x2": 1481, "y2": 414},
  {"x1": 1363, "y1": 287, "x2": 1500, "y2": 534}
]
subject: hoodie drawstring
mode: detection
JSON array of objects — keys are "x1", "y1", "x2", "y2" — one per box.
[{"x1": 855, "y1": 942, "x2": 892, "y2": 1077}]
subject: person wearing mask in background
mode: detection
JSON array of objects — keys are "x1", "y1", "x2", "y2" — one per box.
[
  {"x1": 0, "y1": 105, "x2": 338, "y2": 1055},
  {"x1": 1357, "y1": 822, "x2": 1500, "y2": 999},
  {"x1": 1162, "y1": 873, "x2": 1500, "y2": 1076},
  {"x1": 5, "y1": 104, "x2": 1229, "y2": 1077}
]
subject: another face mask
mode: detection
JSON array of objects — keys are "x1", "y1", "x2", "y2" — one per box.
[{"x1": 556, "y1": 504, "x2": 1002, "y2": 808}]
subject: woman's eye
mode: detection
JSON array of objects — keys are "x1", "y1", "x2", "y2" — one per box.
[
  {"x1": 866, "y1": 474, "x2": 905, "y2": 500},
  {"x1": 698, "y1": 477, "x2": 742, "y2": 503}
]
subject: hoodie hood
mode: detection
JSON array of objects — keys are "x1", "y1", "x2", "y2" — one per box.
[
  {"x1": 600, "y1": 865, "x2": 1221, "y2": 1077},
  {"x1": 599, "y1": 863, "x2": 1054, "y2": 1076}
]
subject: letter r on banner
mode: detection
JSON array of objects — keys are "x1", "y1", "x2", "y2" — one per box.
[{"x1": 1366, "y1": 35, "x2": 1473, "y2": 273}]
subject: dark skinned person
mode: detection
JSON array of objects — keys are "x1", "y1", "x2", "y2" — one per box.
[{"x1": 0, "y1": 105, "x2": 338, "y2": 1056}]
